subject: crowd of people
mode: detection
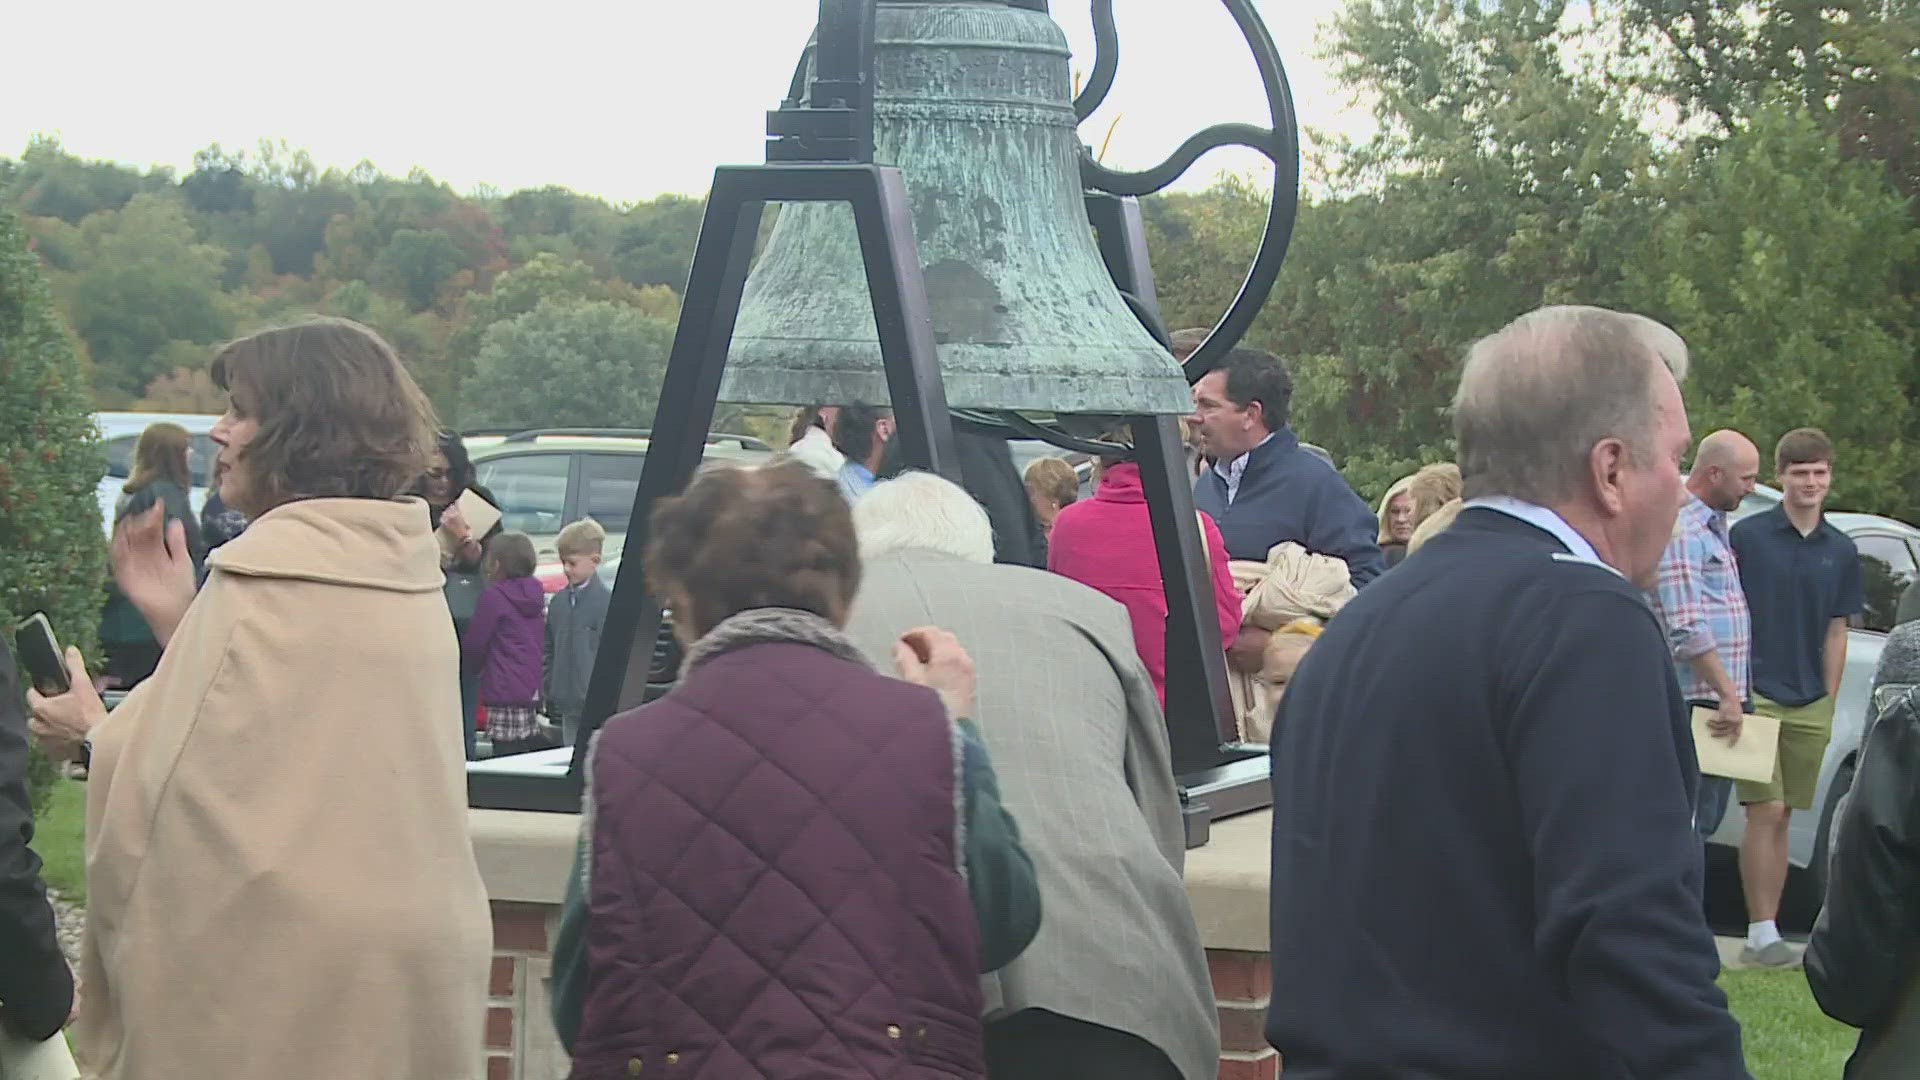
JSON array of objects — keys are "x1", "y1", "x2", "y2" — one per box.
[{"x1": 3, "y1": 305, "x2": 1918, "y2": 1079}]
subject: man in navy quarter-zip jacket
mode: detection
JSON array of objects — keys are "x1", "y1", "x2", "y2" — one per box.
[
  {"x1": 1265, "y1": 305, "x2": 1750, "y2": 1079},
  {"x1": 1186, "y1": 341, "x2": 1385, "y2": 675},
  {"x1": 1188, "y1": 347, "x2": 1385, "y2": 589}
]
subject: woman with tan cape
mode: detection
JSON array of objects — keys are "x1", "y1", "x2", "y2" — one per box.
[{"x1": 26, "y1": 319, "x2": 490, "y2": 1080}]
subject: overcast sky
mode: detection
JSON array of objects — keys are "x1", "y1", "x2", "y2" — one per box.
[{"x1": 4, "y1": 0, "x2": 1371, "y2": 203}]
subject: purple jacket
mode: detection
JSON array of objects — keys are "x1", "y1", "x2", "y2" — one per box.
[
  {"x1": 571, "y1": 641, "x2": 986, "y2": 1079},
  {"x1": 461, "y1": 576, "x2": 545, "y2": 708}
]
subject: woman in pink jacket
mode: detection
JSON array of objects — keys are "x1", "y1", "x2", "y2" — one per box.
[{"x1": 1047, "y1": 433, "x2": 1241, "y2": 707}]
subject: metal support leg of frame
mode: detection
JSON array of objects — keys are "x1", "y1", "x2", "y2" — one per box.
[
  {"x1": 566, "y1": 162, "x2": 962, "y2": 785},
  {"x1": 1085, "y1": 193, "x2": 1272, "y2": 846}
]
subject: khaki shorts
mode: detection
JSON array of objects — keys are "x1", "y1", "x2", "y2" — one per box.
[{"x1": 1736, "y1": 694, "x2": 1835, "y2": 811}]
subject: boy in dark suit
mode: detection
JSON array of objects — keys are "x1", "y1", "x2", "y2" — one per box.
[{"x1": 544, "y1": 518, "x2": 611, "y2": 747}]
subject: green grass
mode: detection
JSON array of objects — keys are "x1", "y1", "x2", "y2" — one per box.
[
  {"x1": 30, "y1": 777, "x2": 85, "y2": 903},
  {"x1": 1722, "y1": 968, "x2": 1857, "y2": 1078},
  {"x1": 21, "y1": 776, "x2": 1855, "y2": 1075}
]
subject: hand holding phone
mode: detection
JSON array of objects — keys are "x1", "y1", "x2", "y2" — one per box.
[
  {"x1": 16, "y1": 616, "x2": 105, "y2": 768},
  {"x1": 13, "y1": 614, "x2": 69, "y2": 696}
]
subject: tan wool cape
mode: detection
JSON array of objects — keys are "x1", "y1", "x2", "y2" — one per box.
[{"x1": 75, "y1": 498, "x2": 491, "y2": 1080}]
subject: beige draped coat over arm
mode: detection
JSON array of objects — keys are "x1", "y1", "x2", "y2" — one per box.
[{"x1": 76, "y1": 497, "x2": 491, "y2": 1080}]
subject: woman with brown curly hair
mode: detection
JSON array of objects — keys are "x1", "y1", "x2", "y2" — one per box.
[
  {"x1": 27, "y1": 318, "x2": 490, "y2": 1080},
  {"x1": 550, "y1": 460, "x2": 1040, "y2": 1079}
]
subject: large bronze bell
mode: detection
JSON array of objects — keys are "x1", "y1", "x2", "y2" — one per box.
[{"x1": 719, "y1": 0, "x2": 1193, "y2": 415}]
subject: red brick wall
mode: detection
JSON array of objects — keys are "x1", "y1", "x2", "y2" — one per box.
[
  {"x1": 484, "y1": 904, "x2": 1281, "y2": 1080},
  {"x1": 488, "y1": 902, "x2": 551, "y2": 1080},
  {"x1": 1210, "y1": 948, "x2": 1281, "y2": 1080}
]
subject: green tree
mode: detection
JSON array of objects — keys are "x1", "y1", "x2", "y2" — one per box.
[
  {"x1": 1622, "y1": 0, "x2": 1920, "y2": 200},
  {"x1": 0, "y1": 207, "x2": 108, "y2": 811},
  {"x1": 1620, "y1": 100, "x2": 1920, "y2": 518},
  {"x1": 1228, "y1": 0, "x2": 1657, "y2": 499},
  {"x1": 3, "y1": 135, "x2": 169, "y2": 225},
  {"x1": 321, "y1": 280, "x2": 456, "y2": 411},
  {"x1": 61, "y1": 193, "x2": 232, "y2": 399},
  {"x1": 371, "y1": 227, "x2": 466, "y2": 309},
  {"x1": 611, "y1": 195, "x2": 704, "y2": 289},
  {"x1": 462, "y1": 299, "x2": 673, "y2": 428}
]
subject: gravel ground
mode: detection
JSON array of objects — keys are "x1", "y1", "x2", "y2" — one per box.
[{"x1": 49, "y1": 888, "x2": 85, "y2": 967}]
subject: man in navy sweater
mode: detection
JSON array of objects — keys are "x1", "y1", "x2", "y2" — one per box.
[
  {"x1": 1190, "y1": 349, "x2": 1384, "y2": 585},
  {"x1": 1189, "y1": 346, "x2": 1385, "y2": 670},
  {"x1": 1266, "y1": 305, "x2": 1748, "y2": 1078}
]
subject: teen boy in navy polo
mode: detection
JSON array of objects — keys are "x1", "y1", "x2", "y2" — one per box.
[
  {"x1": 1266, "y1": 306, "x2": 1746, "y2": 1078},
  {"x1": 1729, "y1": 427, "x2": 1863, "y2": 968}
]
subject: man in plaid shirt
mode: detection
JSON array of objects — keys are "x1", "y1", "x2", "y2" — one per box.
[{"x1": 1647, "y1": 430, "x2": 1761, "y2": 838}]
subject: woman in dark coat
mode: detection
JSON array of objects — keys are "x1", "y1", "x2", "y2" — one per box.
[
  {"x1": 100, "y1": 422, "x2": 205, "y2": 687},
  {"x1": 0, "y1": 637, "x2": 73, "y2": 1044},
  {"x1": 550, "y1": 461, "x2": 1041, "y2": 1079},
  {"x1": 1806, "y1": 623, "x2": 1920, "y2": 1077},
  {"x1": 421, "y1": 431, "x2": 505, "y2": 758},
  {"x1": 421, "y1": 432, "x2": 501, "y2": 575}
]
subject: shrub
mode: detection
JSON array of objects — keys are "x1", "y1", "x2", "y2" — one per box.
[{"x1": 0, "y1": 206, "x2": 108, "y2": 812}]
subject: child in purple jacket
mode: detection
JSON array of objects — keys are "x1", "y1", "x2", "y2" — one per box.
[{"x1": 461, "y1": 532, "x2": 549, "y2": 756}]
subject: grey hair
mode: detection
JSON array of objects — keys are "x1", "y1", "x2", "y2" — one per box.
[
  {"x1": 853, "y1": 471, "x2": 995, "y2": 565},
  {"x1": 1453, "y1": 305, "x2": 1689, "y2": 505}
]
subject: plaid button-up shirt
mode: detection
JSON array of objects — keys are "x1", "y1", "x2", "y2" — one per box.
[{"x1": 1646, "y1": 495, "x2": 1751, "y2": 704}]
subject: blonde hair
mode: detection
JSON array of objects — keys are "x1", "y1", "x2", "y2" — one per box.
[
  {"x1": 1024, "y1": 457, "x2": 1079, "y2": 510},
  {"x1": 556, "y1": 517, "x2": 607, "y2": 559},
  {"x1": 1407, "y1": 498, "x2": 1464, "y2": 555},
  {"x1": 1407, "y1": 462, "x2": 1463, "y2": 527},
  {"x1": 1376, "y1": 475, "x2": 1416, "y2": 545}
]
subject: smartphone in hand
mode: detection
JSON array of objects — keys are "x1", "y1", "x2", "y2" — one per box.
[{"x1": 13, "y1": 613, "x2": 71, "y2": 696}]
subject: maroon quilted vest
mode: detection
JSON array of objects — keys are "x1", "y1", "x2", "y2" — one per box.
[{"x1": 570, "y1": 640, "x2": 987, "y2": 1080}]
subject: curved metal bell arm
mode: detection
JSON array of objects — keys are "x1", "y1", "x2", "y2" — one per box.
[
  {"x1": 1072, "y1": 0, "x2": 1120, "y2": 121},
  {"x1": 1082, "y1": 122, "x2": 1281, "y2": 197},
  {"x1": 1071, "y1": 0, "x2": 1301, "y2": 378}
]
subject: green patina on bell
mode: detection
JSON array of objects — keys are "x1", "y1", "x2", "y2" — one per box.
[{"x1": 719, "y1": 0, "x2": 1193, "y2": 415}]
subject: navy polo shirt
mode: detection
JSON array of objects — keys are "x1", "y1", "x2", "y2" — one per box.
[{"x1": 1729, "y1": 506, "x2": 1864, "y2": 707}]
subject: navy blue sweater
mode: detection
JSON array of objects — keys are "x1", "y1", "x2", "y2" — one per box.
[
  {"x1": 1266, "y1": 508, "x2": 1749, "y2": 1079},
  {"x1": 1194, "y1": 428, "x2": 1385, "y2": 586}
]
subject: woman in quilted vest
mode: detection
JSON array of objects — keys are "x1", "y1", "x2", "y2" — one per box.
[{"x1": 553, "y1": 460, "x2": 1041, "y2": 1079}]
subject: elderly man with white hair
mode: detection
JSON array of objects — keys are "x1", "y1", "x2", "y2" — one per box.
[
  {"x1": 845, "y1": 471, "x2": 1218, "y2": 1080},
  {"x1": 1264, "y1": 306, "x2": 1749, "y2": 1078}
]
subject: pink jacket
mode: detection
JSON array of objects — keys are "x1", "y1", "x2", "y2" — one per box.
[{"x1": 1047, "y1": 462, "x2": 1241, "y2": 707}]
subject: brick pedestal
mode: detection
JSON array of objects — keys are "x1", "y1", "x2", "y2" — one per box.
[
  {"x1": 1210, "y1": 949, "x2": 1280, "y2": 1079},
  {"x1": 470, "y1": 807, "x2": 1281, "y2": 1080},
  {"x1": 486, "y1": 902, "x2": 569, "y2": 1080}
]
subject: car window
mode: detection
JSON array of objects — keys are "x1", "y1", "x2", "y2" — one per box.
[
  {"x1": 582, "y1": 454, "x2": 642, "y2": 534},
  {"x1": 475, "y1": 453, "x2": 570, "y2": 535},
  {"x1": 188, "y1": 435, "x2": 216, "y2": 486},
  {"x1": 1852, "y1": 532, "x2": 1916, "y2": 633},
  {"x1": 104, "y1": 436, "x2": 136, "y2": 479}
]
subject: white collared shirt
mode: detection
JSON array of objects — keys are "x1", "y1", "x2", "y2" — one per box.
[
  {"x1": 1211, "y1": 432, "x2": 1277, "y2": 505},
  {"x1": 1464, "y1": 496, "x2": 1618, "y2": 576}
]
